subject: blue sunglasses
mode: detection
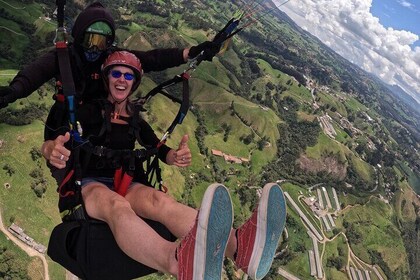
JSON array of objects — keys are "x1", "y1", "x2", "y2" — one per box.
[{"x1": 110, "y1": 70, "x2": 135, "y2": 81}]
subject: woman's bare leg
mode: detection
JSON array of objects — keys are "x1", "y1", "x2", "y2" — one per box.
[
  {"x1": 81, "y1": 183, "x2": 178, "y2": 276},
  {"x1": 125, "y1": 184, "x2": 238, "y2": 258},
  {"x1": 125, "y1": 184, "x2": 197, "y2": 238}
]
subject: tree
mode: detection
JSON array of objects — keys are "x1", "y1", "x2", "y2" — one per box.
[
  {"x1": 242, "y1": 133, "x2": 254, "y2": 145},
  {"x1": 3, "y1": 164, "x2": 15, "y2": 176},
  {"x1": 0, "y1": 249, "x2": 30, "y2": 279},
  {"x1": 257, "y1": 136, "x2": 269, "y2": 150},
  {"x1": 30, "y1": 147, "x2": 42, "y2": 161},
  {"x1": 327, "y1": 256, "x2": 344, "y2": 270},
  {"x1": 29, "y1": 168, "x2": 43, "y2": 179}
]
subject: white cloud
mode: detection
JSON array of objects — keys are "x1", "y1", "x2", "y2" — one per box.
[
  {"x1": 398, "y1": 0, "x2": 412, "y2": 8},
  {"x1": 397, "y1": 0, "x2": 418, "y2": 12},
  {"x1": 277, "y1": 0, "x2": 420, "y2": 103}
]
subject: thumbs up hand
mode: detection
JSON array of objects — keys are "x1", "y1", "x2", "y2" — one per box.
[
  {"x1": 169, "y1": 134, "x2": 191, "y2": 167},
  {"x1": 41, "y1": 132, "x2": 71, "y2": 169}
]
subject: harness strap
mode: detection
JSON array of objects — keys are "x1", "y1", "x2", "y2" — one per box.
[
  {"x1": 56, "y1": 44, "x2": 76, "y2": 112},
  {"x1": 117, "y1": 172, "x2": 134, "y2": 197},
  {"x1": 103, "y1": 102, "x2": 113, "y2": 145},
  {"x1": 113, "y1": 167, "x2": 123, "y2": 192},
  {"x1": 132, "y1": 72, "x2": 190, "y2": 191},
  {"x1": 145, "y1": 156, "x2": 167, "y2": 193},
  {"x1": 56, "y1": 0, "x2": 66, "y2": 28},
  {"x1": 118, "y1": 153, "x2": 136, "y2": 196},
  {"x1": 58, "y1": 169, "x2": 75, "y2": 197},
  {"x1": 83, "y1": 143, "x2": 159, "y2": 196},
  {"x1": 89, "y1": 145, "x2": 158, "y2": 159}
]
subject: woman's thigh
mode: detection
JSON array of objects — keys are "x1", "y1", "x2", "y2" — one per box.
[
  {"x1": 125, "y1": 183, "x2": 175, "y2": 220},
  {"x1": 125, "y1": 183, "x2": 198, "y2": 238},
  {"x1": 81, "y1": 182, "x2": 131, "y2": 222}
]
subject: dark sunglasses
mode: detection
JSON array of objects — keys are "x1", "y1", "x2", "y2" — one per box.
[{"x1": 110, "y1": 70, "x2": 135, "y2": 81}]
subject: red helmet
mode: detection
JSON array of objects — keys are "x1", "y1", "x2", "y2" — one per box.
[{"x1": 102, "y1": 51, "x2": 143, "y2": 91}]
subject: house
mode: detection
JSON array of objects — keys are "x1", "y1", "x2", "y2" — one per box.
[{"x1": 211, "y1": 149, "x2": 224, "y2": 157}]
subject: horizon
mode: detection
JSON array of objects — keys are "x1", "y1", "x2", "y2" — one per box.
[{"x1": 275, "y1": 0, "x2": 420, "y2": 105}]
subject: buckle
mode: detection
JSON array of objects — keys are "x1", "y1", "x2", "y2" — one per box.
[
  {"x1": 135, "y1": 149, "x2": 145, "y2": 158},
  {"x1": 93, "y1": 146, "x2": 105, "y2": 156}
]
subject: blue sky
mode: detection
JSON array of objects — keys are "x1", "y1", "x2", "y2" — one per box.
[
  {"x1": 277, "y1": 0, "x2": 420, "y2": 104},
  {"x1": 371, "y1": 0, "x2": 420, "y2": 48}
]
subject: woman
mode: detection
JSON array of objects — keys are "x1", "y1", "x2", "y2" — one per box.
[{"x1": 42, "y1": 51, "x2": 286, "y2": 280}]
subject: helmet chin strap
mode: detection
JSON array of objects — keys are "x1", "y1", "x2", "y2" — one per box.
[
  {"x1": 110, "y1": 95, "x2": 127, "y2": 105},
  {"x1": 109, "y1": 91, "x2": 132, "y2": 105}
]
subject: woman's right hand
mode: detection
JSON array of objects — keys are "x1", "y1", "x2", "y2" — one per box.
[{"x1": 41, "y1": 132, "x2": 71, "y2": 169}]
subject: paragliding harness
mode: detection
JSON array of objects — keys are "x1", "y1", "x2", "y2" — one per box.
[{"x1": 47, "y1": 0, "x2": 265, "y2": 279}]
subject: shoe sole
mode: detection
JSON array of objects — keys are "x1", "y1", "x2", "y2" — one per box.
[
  {"x1": 193, "y1": 184, "x2": 233, "y2": 280},
  {"x1": 248, "y1": 183, "x2": 286, "y2": 280}
]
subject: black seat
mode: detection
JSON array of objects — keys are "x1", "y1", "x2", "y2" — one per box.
[{"x1": 48, "y1": 218, "x2": 175, "y2": 280}]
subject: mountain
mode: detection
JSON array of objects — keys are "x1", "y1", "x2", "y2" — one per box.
[
  {"x1": 0, "y1": 0, "x2": 419, "y2": 279},
  {"x1": 387, "y1": 83, "x2": 420, "y2": 115}
]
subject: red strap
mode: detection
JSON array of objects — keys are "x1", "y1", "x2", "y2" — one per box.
[
  {"x1": 55, "y1": 41, "x2": 67, "y2": 49},
  {"x1": 55, "y1": 94, "x2": 65, "y2": 102},
  {"x1": 114, "y1": 167, "x2": 123, "y2": 193},
  {"x1": 117, "y1": 173, "x2": 133, "y2": 197},
  {"x1": 58, "y1": 169, "x2": 75, "y2": 197},
  {"x1": 181, "y1": 72, "x2": 190, "y2": 80}
]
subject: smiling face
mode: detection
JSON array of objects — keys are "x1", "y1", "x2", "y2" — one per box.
[{"x1": 107, "y1": 65, "x2": 135, "y2": 103}]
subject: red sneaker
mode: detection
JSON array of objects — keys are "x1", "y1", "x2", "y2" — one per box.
[
  {"x1": 177, "y1": 184, "x2": 233, "y2": 280},
  {"x1": 234, "y1": 183, "x2": 286, "y2": 280}
]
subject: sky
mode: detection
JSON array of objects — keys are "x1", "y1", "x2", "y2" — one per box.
[{"x1": 274, "y1": 0, "x2": 420, "y2": 104}]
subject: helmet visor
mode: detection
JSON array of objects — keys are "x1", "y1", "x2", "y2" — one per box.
[{"x1": 82, "y1": 33, "x2": 108, "y2": 51}]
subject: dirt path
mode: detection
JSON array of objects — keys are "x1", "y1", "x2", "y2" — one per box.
[
  {"x1": 0, "y1": 26, "x2": 25, "y2": 36},
  {"x1": 0, "y1": 209, "x2": 50, "y2": 280}
]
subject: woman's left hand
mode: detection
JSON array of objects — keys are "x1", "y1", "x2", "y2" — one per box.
[{"x1": 170, "y1": 134, "x2": 191, "y2": 167}]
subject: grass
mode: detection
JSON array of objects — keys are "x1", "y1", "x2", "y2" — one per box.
[
  {"x1": 344, "y1": 197, "x2": 409, "y2": 274},
  {"x1": 393, "y1": 183, "x2": 420, "y2": 223},
  {"x1": 298, "y1": 111, "x2": 317, "y2": 122},
  {"x1": 282, "y1": 253, "x2": 312, "y2": 279},
  {"x1": 193, "y1": 60, "x2": 233, "y2": 89},
  {"x1": 306, "y1": 133, "x2": 347, "y2": 163},
  {"x1": 322, "y1": 234, "x2": 349, "y2": 280},
  {"x1": 189, "y1": 80, "x2": 280, "y2": 174},
  {"x1": 333, "y1": 123, "x2": 351, "y2": 144},
  {"x1": 317, "y1": 91, "x2": 348, "y2": 117},
  {"x1": 252, "y1": 58, "x2": 312, "y2": 106},
  {"x1": 33, "y1": 17, "x2": 56, "y2": 41},
  {"x1": 0, "y1": 70, "x2": 18, "y2": 84},
  {"x1": 0, "y1": 120, "x2": 66, "y2": 279},
  {"x1": 0, "y1": 121, "x2": 62, "y2": 242},
  {"x1": 0, "y1": 0, "x2": 44, "y2": 21},
  {"x1": 344, "y1": 96, "x2": 368, "y2": 113},
  {"x1": 349, "y1": 154, "x2": 374, "y2": 184},
  {"x1": 396, "y1": 160, "x2": 420, "y2": 194},
  {"x1": 340, "y1": 192, "x2": 370, "y2": 207},
  {"x1": 0, "y1": 17, "x2": 30, "y2": 61}
]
